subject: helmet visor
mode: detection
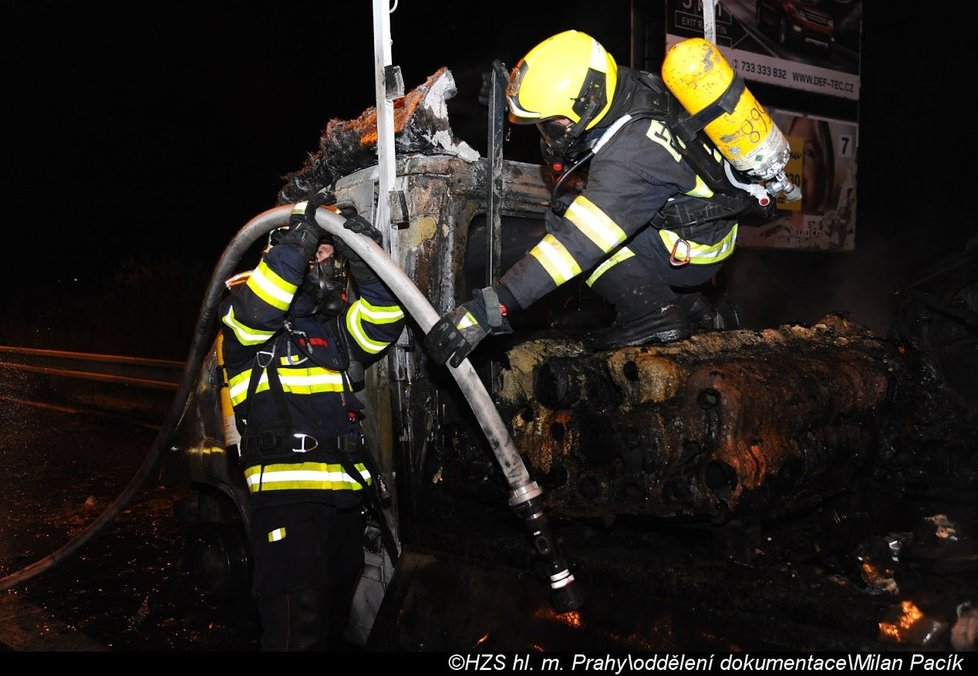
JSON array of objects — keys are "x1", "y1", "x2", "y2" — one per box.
[{"x1": 505, "y1": 61, "x2": 540, "y2": 123}]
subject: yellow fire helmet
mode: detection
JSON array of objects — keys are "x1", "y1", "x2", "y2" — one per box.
[{"x1": 506, "y1": 29, "x2": 618, "y2": 142}]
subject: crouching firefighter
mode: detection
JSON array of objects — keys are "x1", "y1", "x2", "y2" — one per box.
[
  {"x1": 426, "y1": 30, "x2": 780, "y2": 366},
  {"x1": 219, "y1": 192, "x2": 406, "y2": 651}
]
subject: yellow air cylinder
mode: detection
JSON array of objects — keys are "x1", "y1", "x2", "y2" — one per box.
[
  {"x1": 662, "y1": 37, "x2": 789, "y2": 181},
  {"x1": 216, "y1": 332, "x2": 241, "y2": 456}
]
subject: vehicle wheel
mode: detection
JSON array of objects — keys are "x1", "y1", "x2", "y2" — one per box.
[{"x1": 182, "y1": 521, "x2": 251, "y2": 601}]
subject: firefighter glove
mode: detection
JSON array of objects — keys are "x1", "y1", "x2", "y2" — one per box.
[
  {"x1": 333, "y1": 213, "x2": 383, "y2": 283},
  {"x1": 281, "y1": 199, "x2": 332, "y2": 261},
  {"x1": 424, "y1": 286, "x2": 513, "y2": 368}
]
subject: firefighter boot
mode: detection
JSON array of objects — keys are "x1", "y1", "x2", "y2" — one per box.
[
  {"x1": 586, "y1": 303, "x2": 690, "y2": 350},
  {"x1": 585, "y1": 256, "x2": 690, "y2": 349}
]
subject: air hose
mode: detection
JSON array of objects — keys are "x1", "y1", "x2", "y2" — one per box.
[{"x1": 1, "y1": 205, "x2": 585, "y2": 613}]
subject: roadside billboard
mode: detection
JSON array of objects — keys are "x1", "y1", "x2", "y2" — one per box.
[{"x1": 739, "y1": 108, "x2": 858, "y2": 250}]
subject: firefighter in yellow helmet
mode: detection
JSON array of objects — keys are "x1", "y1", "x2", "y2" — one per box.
[{"x1": 425, "y1": 30, "x2": 762, "y2": 366}]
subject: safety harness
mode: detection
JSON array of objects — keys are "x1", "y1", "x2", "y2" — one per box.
[{"x1": 232, "y1": 314, "x2": 400, "y2": 563}]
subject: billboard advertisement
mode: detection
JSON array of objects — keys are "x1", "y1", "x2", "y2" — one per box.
[
  {"x1": 665, "y1": 0, "x2": 862, "y2": 101},
  {"x1": 738, "y1": 108, "x2": 858, "y2": 251}
]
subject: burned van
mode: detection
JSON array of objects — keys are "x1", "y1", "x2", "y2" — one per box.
[{"x1": 170, "y1": 68, "x2": 975, "y2": 651}]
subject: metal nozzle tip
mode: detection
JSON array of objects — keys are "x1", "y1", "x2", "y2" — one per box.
[{"x1": 551, "y1": 582, "x2": 587, "y2": 612}]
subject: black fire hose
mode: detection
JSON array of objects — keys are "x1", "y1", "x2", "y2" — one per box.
[{"x1": 0, "y1": 207, "x2": 281, "y2": 592}]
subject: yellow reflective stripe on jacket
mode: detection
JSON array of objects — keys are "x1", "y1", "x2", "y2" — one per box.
[
  {"x1": 227, "y1": 366, "x2": 347, "y2": 406},
  {"x1": 222, "y1": 306, "x2": 277, "y2": 346},
  {"x1": 529, "y1": 233, "x2": 582, "y2": 286},
  {"x1": 565, "y1": 196, "x2": 627, "y2": 253},
  {"x1": 658, "y1": 224, "x2": 738, "y2": 265},
  {"x1": 244, "y1": 461, "x2": 372, "y2": 493},
  {"x1": 345, "y1": 298, "x2": 403, "y2": 354},
  {"x1": 685, "y1": 174, "x2": 715, "y2": 198},
  {"x1": 586, "y1": 247, "x2": 636, "y2": 286},
  {"x1": 356, "y1": 297, "x2": 404, "y2": 324},
  {"x1": 247, "y1": 260, "x2": 298, "y2": 311}
]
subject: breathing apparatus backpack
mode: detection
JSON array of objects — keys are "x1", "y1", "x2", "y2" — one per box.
[
  {"x1": 548, "y1": 58, "x2": 781, "y2": 231},
  {"x1": 631, "y1": 71, "x2": 777, "y2": 231}
]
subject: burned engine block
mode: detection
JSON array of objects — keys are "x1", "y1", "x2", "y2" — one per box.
[{"x1": 496, "y1": 314, "x2": 906, "y2": 522}]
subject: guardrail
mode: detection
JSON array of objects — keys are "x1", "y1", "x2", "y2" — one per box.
[
  {"x1": 0, "y1": 346, "x2": 183, "y2": 389},
  {"x1": 0, "y1": 346, "x2": 188, "y2": 424}
]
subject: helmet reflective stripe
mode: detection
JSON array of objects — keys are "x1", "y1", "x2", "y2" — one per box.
[
  {"x1": 248, "y1": 259, "x2": 298, "y2": 311},
  {"x1": 564, "y1": 196, "x2": 627, "y2": 253},
  {"x1": 222, "y1": 305, "x2": 277, "y2": 346},
  {"x1": 658, "y1": 224, "x2": 739, "y2": 265},
  {"x1": 227, "y1": 366, "x2": 347, "y2": 405},
  {"x1": 586, "y1": 247, "x2": 636, "y2": 286},
  {"x1": 244, "y1": 461, "x2": 371, "y2": 493},
  {"x1": 506, "y1": 30, "x2": 617, "y2": 132},
  {"x1": 529, "y1": 233, "x2": 582, "y2": 286},
  {"x1": 267, "y1": 527, "x2": 286, "y2": 542}
]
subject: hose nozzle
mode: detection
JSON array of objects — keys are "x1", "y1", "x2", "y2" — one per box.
[{"x1": 511, "y1": 492, "x2": 586, "y2": 612}]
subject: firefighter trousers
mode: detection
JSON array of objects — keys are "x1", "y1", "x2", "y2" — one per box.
[{"x1": 250, "y1": 502, "x2": 366, "y2": 651}]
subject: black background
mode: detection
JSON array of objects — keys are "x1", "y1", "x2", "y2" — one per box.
[{"x1": 1, "y1": 1, "x2": 969, "y2": 338}]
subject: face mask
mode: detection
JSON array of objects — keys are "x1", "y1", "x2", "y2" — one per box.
[{"x1": 296, "y1": 259, "x2": 346, "y2": 318}]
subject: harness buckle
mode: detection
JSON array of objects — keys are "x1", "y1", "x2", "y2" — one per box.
[
  {"x1": 292, "y1": 433, "x2": 319, "y2": 453},
  {"x1": 669, "y1": 238, "x2": 692, "y2": 267},
  {"x1": 256, "y1": 347, "x2": 275, "y2": 369}
]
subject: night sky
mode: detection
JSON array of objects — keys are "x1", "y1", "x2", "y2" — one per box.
[
  {"x1": 4, "y1": 2, "x2": 628, "y2": 276},
  {"x1": 2, "y1": 2, "x2": 971, "y2": 336}
]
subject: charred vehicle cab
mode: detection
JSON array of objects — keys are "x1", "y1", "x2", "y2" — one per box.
[{"x1": 170, "y1": 67, "x2": 972, "y2": 650}]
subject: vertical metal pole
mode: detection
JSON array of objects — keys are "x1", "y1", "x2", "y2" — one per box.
[
  {"x1": 372, "y1": 0, "x2": 399, "y2": 261},
  {"x1": 486, "y1": 62, "x2": 506, "y2": 287},
  {"x1": 702, "y1": 0, "x2": 717, "y2": 44},
  {"x1": 485, "y1": 61, "x2": 507, "y2": 395}
]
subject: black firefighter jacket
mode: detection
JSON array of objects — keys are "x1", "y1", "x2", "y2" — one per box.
[
  {"x1": 219, "y1": 238, "x2": 405, "y2": 509},
  {"x1": 500, "y1": 67, "x2": 740, "y2": 311}
]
